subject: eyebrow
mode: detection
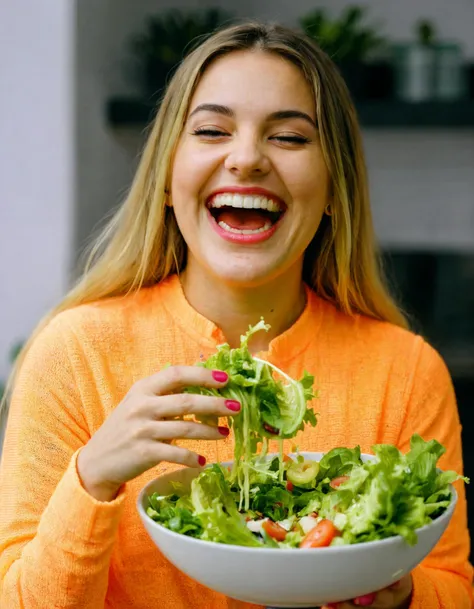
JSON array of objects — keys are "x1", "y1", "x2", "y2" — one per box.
[{"x1": 188, "y1": 103, "x2": 317, "y2": 128}]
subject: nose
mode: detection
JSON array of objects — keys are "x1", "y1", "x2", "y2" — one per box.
[{"x1": 223, "y1": 132, "x2": 270, "y2": 178}]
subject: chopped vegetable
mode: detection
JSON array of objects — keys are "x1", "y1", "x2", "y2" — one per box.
[
  {"x1": 330, "y1": 475, "x2": 350, "y2": 489},
  {"x1": 287, "y1": 459, "x2": 320, "y2": 486},
  {"x1": 262, "y1": 520, "x2": 287, "y2": 541},
  {"x1": 300, "y1": 519, "x2": 339, "y2": 548}
]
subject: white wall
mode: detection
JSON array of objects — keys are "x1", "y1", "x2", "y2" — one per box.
[
  {"x1": 0, "y1": 1, "x2": 75, "y2": 381},
  {"x1": 365, "y1": 131, "x2": 474, "y2": 251}
]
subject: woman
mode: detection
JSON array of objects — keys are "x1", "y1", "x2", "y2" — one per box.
[{"x1": 0, "y1": 21, "x2": 471, "y2": 609}]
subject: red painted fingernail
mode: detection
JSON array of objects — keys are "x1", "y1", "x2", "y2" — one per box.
[
  {"x1": 225, "y1": 400, "x2": 241, "y2": 412},
  {"x1": 212, "y1": 370, "x2": 228, "y2": 382},
  {"x1": 218, "y1": 426, "x2": 230, "y2": 436},
  {"x1": 354, "y1": 593, "x2": 376, "y2": 606},
  {"x1": 197, "y1": 455, "x2": 206, "y2": 466}
]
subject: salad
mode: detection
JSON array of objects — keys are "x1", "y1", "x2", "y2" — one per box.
[{"x1": 147, "y1": 321, "x2": 467, "y2": 549}]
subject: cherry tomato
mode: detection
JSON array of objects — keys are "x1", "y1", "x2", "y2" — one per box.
[
  {"x1": 286, "y1": 480, "x2": 294, "y2": 492},
  {"x1": 329, "y1": 475, "x2": 350, "y2": 489},
  {"x1": 263, "y1": 423, "x2": 280, "y2": 435},
  {"x1": 262, "y1": 519, "x2": 287, "y2": 542},
  {"x1": 299, "y1": 519, "x2": 339, "y2": 548}
]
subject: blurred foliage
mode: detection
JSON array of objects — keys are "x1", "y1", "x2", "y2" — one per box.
[
  {"x1": 416, "y1": 20, "x2": 436, "y2": 46},
  {"x1": 299, "y1": 6, "x2": 386, "y2": 63},
  {"x1": 130, "y1": 8, "x2": 234, "y2": 94}
]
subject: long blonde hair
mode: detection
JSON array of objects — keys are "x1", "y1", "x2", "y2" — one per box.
[{"x1": 1, "y1": 21, "x2": 406, "y2": 419}]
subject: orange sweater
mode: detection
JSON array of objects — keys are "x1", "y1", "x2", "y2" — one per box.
[{"x1": 0, "y1": 275, "x2": 472, "y2": 608}]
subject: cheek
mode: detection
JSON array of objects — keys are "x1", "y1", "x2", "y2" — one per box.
[
  {"x1": 279, "y1": 154, "x2": 329, "y2": 204},
  {"x1": 171, "y1": 141, "x2": 222, "y2": 198}
]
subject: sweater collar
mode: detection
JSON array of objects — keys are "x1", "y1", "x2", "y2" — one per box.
[{"x1": 159, "y1": 274, "x2": 324, "y2": 364}]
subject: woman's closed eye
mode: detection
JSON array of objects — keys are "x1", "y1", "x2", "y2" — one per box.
[
  {"x1": 191, "y1": 127, "x2": 228, "y2": 139},
  {"x1": 191, "y1": 128, "x2": 311, "y2": 146},
  {"x1": 270, "y1": 134, "x2": 311, "y2": 145}
]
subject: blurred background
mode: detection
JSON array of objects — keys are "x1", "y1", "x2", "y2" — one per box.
[{"x1": 0, "y1": 0, "x2": 473, "y2": 543}]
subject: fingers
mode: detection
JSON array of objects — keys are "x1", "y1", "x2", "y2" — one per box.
[
  {"x1": 353, "y1": 594, "x2": 377, "y2": 606},
  {"x1": 145, "y1": 392, "x2": 241, "y2": 420},
  {"x1": 150, "y1": 420, "x2": 230, "y2": 442},
  {"x1": 153, "y1": 442, "x2": 208, "y2": 469},
  {"x1": 322, "y1": 580, "x2": 405, "y2": 608},
  {"x1": 323, "y1": 592, "x2": 377, "y2": 608},
  {"x1": 141, "y1": 366, "x2": 230, "y2": 396}
]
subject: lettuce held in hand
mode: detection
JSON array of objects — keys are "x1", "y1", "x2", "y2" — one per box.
[{"x1": 184, "y1": 319, "x2": 318, "y2": 509}]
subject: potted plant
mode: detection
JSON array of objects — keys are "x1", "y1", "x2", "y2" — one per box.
[
  {"x1": 129, "y1": 8, "x2": 233, "y2": 98},
  {"x1": 393, "y1": 20, "x2": 438, "y2": 102},
  {"x1": 299, "y1": 6, "x2": 390, "y2": 100}
]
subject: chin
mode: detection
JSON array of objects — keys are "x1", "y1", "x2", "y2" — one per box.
[{"x1": 207, "y1": 256, "x2": 285, "y2": 289}]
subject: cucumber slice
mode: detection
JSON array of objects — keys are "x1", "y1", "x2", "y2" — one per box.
[{"x1": 287, "y1": 460, "x2": 320, "y2": 485}]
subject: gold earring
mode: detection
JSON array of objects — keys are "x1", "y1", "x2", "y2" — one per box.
[{"x1": 325, "y1": 204, "x2": 332, "y2": 216}]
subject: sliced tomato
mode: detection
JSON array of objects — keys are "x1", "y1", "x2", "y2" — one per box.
[
  {"x1": 263, "y1": 423, "x2": 280, "y2": 435},
  {"x1": 286, "y1": 480, "x2": 294, "y2": 492},
  {"x1": 299, "y1": 519, "x2": 339, "y2": 548},
  {"x1": 262, "y1": 519, "x2": 287, "y2": 542},
  {"x1": 329, "y1": 475, "x2": 350, "y2": 489}
]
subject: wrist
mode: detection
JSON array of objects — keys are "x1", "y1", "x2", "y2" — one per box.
[{"x1": 77, "y1": 450, "x2": 121, "y2": 502}]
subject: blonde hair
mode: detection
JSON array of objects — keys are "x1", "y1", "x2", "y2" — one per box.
[{"x1": 1, "y1": 21, "x2": 406, "y2": 419}]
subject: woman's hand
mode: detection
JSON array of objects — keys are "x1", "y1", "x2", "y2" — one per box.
[
  {"x1": 323, "y1": 575, "x2": 412, "y2": 609},
  {"x1": 77, "y1": 366, "x2": 240, "y2": 501}
]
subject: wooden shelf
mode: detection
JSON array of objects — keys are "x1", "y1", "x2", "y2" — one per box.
[{"x1": 106, "y1": 97, "x2": 474, "y2": 129}]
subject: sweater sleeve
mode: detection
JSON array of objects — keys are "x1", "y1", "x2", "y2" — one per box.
[
  {"x1": 0, "y1": 314, "x2": 125, "y2": 608},
  {"x1": 397, "y1": 339, "x2": 473, "y2": 608}
]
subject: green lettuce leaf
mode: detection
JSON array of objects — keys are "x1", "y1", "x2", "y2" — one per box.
[
  {"x1": 190, "y1": 465, "x2": 262, "y2": 547},
  {"x1": 317, "y1": 446, "x2": 362, "y2": 483}
]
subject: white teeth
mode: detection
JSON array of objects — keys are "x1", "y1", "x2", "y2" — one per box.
[
  {"x1": 218, "y1": 220, "x2": 272, "y2": 234},
  {"x1": 210, "y1": 193, "x2": 281, "y2": 212}
]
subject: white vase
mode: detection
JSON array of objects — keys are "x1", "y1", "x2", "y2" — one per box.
[{"x1": 394, "y1": 44, "x2": 436, "y2": 102}]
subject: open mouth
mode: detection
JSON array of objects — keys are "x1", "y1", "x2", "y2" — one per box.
[{"x1": 207, "y1": 193, "x2": 285, "y2": 235}]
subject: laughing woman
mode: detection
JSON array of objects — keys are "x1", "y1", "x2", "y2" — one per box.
[{"x1": 0, "y1": 21, "x2": 472, "y2": 609}]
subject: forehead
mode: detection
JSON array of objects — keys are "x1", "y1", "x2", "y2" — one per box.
[{"x1": 189, "y1": 50, "x2": 315, "y2": 116}]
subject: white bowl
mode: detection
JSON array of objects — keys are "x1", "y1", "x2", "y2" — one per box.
[{"x1": 137, "y1": 452, "x2": 456, "y2": 608}]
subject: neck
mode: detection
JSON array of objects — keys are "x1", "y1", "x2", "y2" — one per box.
[{"x1": 180, "y1": 263, "x2": 307, "y2": 351}]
